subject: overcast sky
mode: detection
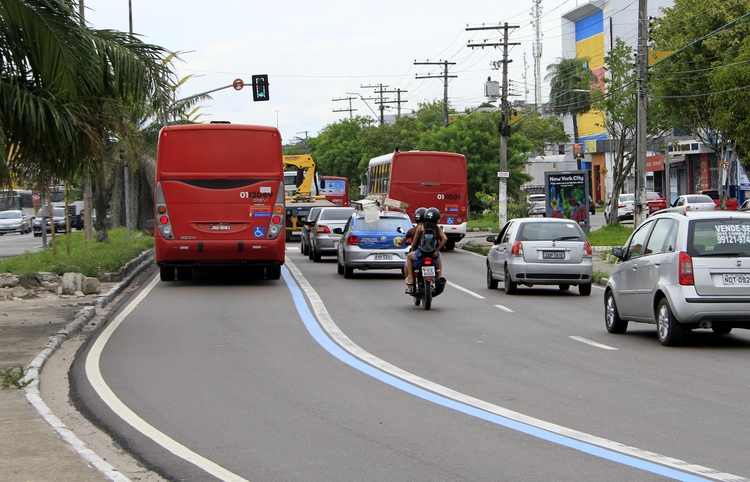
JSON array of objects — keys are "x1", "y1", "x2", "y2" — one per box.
[{"x1": 83, "y1": 0, "x2": 579, "y2": 144}]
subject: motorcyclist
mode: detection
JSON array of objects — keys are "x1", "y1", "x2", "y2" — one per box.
[
  {"x1": 396, "y1": 207, "x2": 426, "y2": 249},
  {"x1": 405, "y1": 207, "x2": 447, "y2": 294}
]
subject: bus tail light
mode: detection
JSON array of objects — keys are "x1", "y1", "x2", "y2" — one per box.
[
  {"x1": 266, "y1": 182, "x2": 286, "y2": 240},
  {"x1": 272, "y1": 215, "x2": 281, "y2": 224},
  {"x1": 347, "y1": 235, "x2": 359, "y2": 245},
  {"x1": 155, "y1": 182, "x2": 174, "y2": 239},
  {"x1": 679, "y1": 251, "x2": 694, "y2": 285},
  {"x1": 511, "y1": 240, "x2": 523, "y2": 256}
]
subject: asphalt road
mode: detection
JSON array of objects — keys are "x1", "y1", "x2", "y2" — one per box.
[
  {"x1": 0, "y1": 231, "x2": 43, "y2": 259},
  {"x1": 69, "y1": 244, "x2": 750, "y2": 482}
]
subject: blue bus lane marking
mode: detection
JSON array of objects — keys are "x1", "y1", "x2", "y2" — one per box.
[{"x1": 282, "y1": 258, "x2": 740, "y2": 482}]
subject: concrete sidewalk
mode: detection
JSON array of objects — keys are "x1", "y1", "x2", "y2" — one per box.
[{"x1": 0, "y1": 251, "x2": 154, "y2": 482}]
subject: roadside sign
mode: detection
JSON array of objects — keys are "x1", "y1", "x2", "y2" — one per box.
[
  {"x1": 497, "y1": 171, "x2": 510, "y2": 178},
  {"x1": 232, "y1": 78, "x2": 244, "y2": 91}
]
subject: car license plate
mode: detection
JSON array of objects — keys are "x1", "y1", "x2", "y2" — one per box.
[
  {"x1": 723, "y1": 273, "x2": 750, "y2": 285},
  {"x1": 543, "y1": 251, "x2": 565, "y2": 259},
  {"x1": 374, "y1": 254, "x2": 392, "y2": 260},
  {"x1": 422, "y1": 266, "x2": 435, "y2": 277}
]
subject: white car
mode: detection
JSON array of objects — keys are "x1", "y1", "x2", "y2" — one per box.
[
  {"x1": 528, "y1": 194, "x2": 546, "y2": 216},
  {"x1": 0, "y1": 210, "x2": 31, "y2": 235},
  {"x1": 605, "y1": 193, "x2": 634, "y2": 222},
  {"x1": 670, "y1": 194, "x2": 717, "y2": 211}
]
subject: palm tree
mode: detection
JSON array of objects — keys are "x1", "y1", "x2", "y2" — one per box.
[
  {"x1": 545, "y1": 57, "x2": 597, "y2": 167},
  {"x1": 1, "y1": 0, "x2": 177, "y2": 243}
]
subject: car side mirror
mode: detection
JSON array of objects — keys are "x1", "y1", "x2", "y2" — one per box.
[
  {"x1": 332, "y1": 227, "x2": 343, "y2": 234},
  {"x1": 611, "y1": 247, "x2": 624, "y2": 260},
  {"x1": 485, "y1": 235, "x2": 496, "y2": 243}
]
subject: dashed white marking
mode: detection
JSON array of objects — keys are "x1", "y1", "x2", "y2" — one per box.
[
  {"x1": 494, "y1": 304, "x2": 514, "y2": 313},
  {"x1": 570, "y1": 336, "x2": 618, "y2": 350},
  {"x1": 447, "y1": 281, "x2": 484, "y2": 299}
]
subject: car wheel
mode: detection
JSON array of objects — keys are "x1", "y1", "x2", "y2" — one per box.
[
  {"x1": 445, "y1": 240, "x2": 456, "y2": 251},
  {"x1": 312, "y1": 248, "x2": 321, "y2": 262},
  {"x1": 344, "y1": 265, "x2": 354, "y2": 279},
  {"x1": 159, "y1": 266, "x2": 176, "y2": 282},
  {"x1": 559, "y1": 284, "x2": 570, "y2": 291},
  {"x1": 604, "y1": 290, "x2": 628, "y2": 334},
  {"x1": 266, "y1": 265, "x2": 281, "y2": 280},
  {"x1": 301, "y1": 239, "x2": 309, "y2": 256},
  {"x1": 503, "y1": 266, "x2": 517, "y2": 294},
  {"x1": 656, "y1": 298, "x2": 685, "y2": 346},
  {"x1": 486, "y1": 264, "x2": 498, "y2": 289},
  {"x1": 308, "y1": 243, "x2": 315, "y2": 260},
  {"x1": 578, "y1": 283, "x2": 592, "y2": 296},
  {"x1": 712, "y1": 326, "x2": 732, "y2": 335}
]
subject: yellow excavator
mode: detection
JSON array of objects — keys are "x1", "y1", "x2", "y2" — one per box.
[{"x1": 282, "y1": 155, "x2": 335, "y2": 241}]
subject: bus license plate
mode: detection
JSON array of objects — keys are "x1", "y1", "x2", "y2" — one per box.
[
  {"x1": 543, "y1": 251, "x2": 565, "y2": 259},
  {"x1": 374, "y1": 254, "x2": 392, "y2": 260},
  {"x1": 422, "y1": 266, "x2": 436, "y2": 277},
  {"x1": 723, "y1": 273, "x2": 750, "y2": 285}
]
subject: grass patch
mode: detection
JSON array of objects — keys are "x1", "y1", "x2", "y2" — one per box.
[
  {"x1": 0, "y1": 228, "x2": 154, "y2": 278},
  {"x1": 1, "y1": 365, "x2": 31, "y2": 389},
  {"x1": 586, "y1": 224, "x2": 633, "y2": 247},
  {"x1": 462, "y1": 241, "x2": 489, "y2": 256},
  {"x1": 592, "y1": 271, "x2": 610, "y2": 284},
  {"x1": 468, "y1": 214, "x2": 499, "y2": 231}
]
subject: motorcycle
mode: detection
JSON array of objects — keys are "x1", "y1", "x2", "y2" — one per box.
[{"x1": 409, "y1": 255, "x2": 446, "y2": 310}]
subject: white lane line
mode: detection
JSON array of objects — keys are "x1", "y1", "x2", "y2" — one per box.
[
  {"x1": 570, "y1": 336, "x2": 618, "y2": 350},
  {"x1": 494, "y1": 304, "x2": 514, "y2": 313},
  {"x1": 286, "y1": 246, "x2": 300, "y2": 252},
  {"x1": 85, "y1": 275, "x2": 248, "y2": 482},
  {"x1": 285, "y1": 258, "x2": 741, "y2": 482},
  {"x1": 447, "y1": 281, "x2": 485, "y2": 299},
  {"x1": 454, "y1": 248, "x2": 485, "y2": 258}
]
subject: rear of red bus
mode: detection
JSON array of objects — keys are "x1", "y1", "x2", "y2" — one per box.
[
  {"x1": 319, "y1": 176, "x2": 349, "y2": 206},
  {"x1": 389, "y1": 151, "x2": 468, "y2": 250},
  {"x1": 154, "y1": 124, "x2": 286, "y2": 281}
]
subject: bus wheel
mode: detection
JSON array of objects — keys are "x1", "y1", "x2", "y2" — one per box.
[
  {"x1": 266, "y1": 265, "x2": 281, "y2": 280},
  {"x1": 159, "y1": 266, "x2": 175, "y2": 282},
  {"x1": 176, "y1": 268, "x2": 193, "y2": 281},
  {"x1": 445, "y1": 240, "x2": 455, "y2": 251}
]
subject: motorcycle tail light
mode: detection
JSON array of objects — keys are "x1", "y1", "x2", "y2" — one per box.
[{"x1": 424, "y1": 257, "x2": 433, "y2": 266}]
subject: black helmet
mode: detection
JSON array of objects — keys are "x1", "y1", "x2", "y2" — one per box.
[
  {"x1": 425, "y1": 207, "x2": 441, "y2": 223},
  {"x1": 414, "y1": 207, "x2": 427, "y2": 223}
]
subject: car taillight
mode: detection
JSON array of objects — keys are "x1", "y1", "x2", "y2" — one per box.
[
  {"x1": 685, "y1": 205, "x2": 692, "y2": 211},
  {"x1": 316, "y1": 225, "x2": 330, "y2": 234},
  {"x1": 347, "y1": 235, "x2": 358, "y2": 245},
  {"x1": 584, "y1": 241, "x2": 593, "y2": 256},
  {"x1": 618, "y1": 204, "x2": 626, "y2": 209},
  {"x1": 511, "y1": 240, "x2": 523, "y2": 255},
  {"x1": 679, "y1": 251, "x2": 694, "y2": 285}
]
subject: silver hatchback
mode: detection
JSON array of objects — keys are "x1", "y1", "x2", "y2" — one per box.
[
  {"x1": 605, "y1": 209, "x2": 750, "y2": 346},
  {"x1": 309, "y1": 207, "x2": 355, "y2": 262},
  {"x1": 486, "y1": 218, "x2": 593, "y2": 295}
]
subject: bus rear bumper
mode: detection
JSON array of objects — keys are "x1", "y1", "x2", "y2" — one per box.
[{"x1": 155, "y1": 239, "x2": 285, "y2": 267}]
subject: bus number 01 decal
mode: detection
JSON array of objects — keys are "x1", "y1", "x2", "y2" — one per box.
[{"x1": 437, "y1": 194, "x2": 461, "y2": 200}]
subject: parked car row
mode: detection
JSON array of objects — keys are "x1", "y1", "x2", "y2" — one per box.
[
  {"x1": 298, "y1": 203, "x2": 413, "y2": 279},
  {"x1": 604, "y1": 192, "x2": 668, "y2": 222}
]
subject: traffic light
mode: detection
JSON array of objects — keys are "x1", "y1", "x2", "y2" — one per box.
[{"x1": 252, "y1": 74, "x2": 269, "y2": 101}]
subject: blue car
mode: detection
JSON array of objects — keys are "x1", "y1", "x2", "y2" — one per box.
[{"x1": 336, "y1": 209, "x2": 412, "y2": 278}]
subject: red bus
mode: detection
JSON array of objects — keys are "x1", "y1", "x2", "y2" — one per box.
[
  {"x1": 154, "y1": 124, "x2": 286, "y2": 281},
  {"x1": 363, "y1": 150, "x2": 468, "y2": 250},
  {"x1": 318, "y1": 176, "x2": 349, "y2": 206}
]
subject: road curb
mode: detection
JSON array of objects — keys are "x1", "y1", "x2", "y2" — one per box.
[{"x1": 21, "y1": 249, "x2": 155, "y2": 482}]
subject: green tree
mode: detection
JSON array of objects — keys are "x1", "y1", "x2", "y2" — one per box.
[
  {"x1": 650, "y1": 0, "x2": 750, "y2": 205},
  {"x1": 545, "y1": 57, "x2": 597, "y2": 148}
]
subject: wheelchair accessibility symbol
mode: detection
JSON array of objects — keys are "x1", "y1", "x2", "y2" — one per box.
[{"x1": 254, "y1": 226, "x2": 265, "y2": 238}]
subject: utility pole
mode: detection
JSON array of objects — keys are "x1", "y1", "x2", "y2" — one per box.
[
  {"x1": 531, "y1": 0, "x2": 543, "y2": 108},
  {"x1": 414, "y1": 60, "x2": 457, "y2": 127},
  {"x1": 361, "y1": 84, "x2": 389, "y2": 125},
  {"x1": 332, "y1": 96, "x2": 357, "y2": 119},
  {"x1": 296, "y1": 131, "x2": 310, "y2": 152},
  {"x1": 467, "y1": 23, "x2": 520, "y2": 230},
  {"x1": 380, "y1": 88, "x2": 409, "y2": 119},
  {"x1": 634, "y1": 0, "x2": 649, "y2": 228}
]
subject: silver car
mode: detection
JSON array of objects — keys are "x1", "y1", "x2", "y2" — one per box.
[
  {"x1": 605, "y1": 209, "x2": 750, "y2": 346},
  {"x1": 0, "y1": 210, "x2": 31, "y2": 235},
  {"x1": 486, "y1": 218, "x2": 593, "y2": 295},
  {"x1": 336, "y1": 211, "x2": 412, "y2": 278},
  {"x1": 309, "y1": 207, "x2": 355, "y2": 262},
  {"x1": 528, "y1": 194, "x2": 546, "y2": 216}
]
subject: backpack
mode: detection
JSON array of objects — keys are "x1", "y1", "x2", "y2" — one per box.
[{"x1": 418, "y1": 227, "x2": 438, "y2": 253}]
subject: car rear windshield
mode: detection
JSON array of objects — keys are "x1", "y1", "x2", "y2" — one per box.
[
  {"x1": 320, "y1": 208, "x2": 355, "y2": 220},
  {"x1": 355, "y1": 216, "x2": 411, "y2": 233},
  {"x1": 689, "y1": 219, "x2": 750, "y2": 257},
  {"x1": 0, "y1": 211, "x2": 21, "y2": 219},
  {"x1": 518, "y1": 222, "x2": 584, "y2": 241}
]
